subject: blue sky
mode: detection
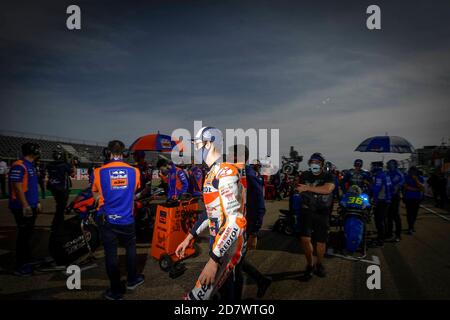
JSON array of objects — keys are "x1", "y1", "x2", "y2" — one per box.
[{"x1": 1, "y1": 0, "x2": 449, "y2": 169}]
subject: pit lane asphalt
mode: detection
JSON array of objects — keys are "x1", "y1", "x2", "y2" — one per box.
[{"x1": 1, "y1": 196, "x2": 449, "y2": 300}]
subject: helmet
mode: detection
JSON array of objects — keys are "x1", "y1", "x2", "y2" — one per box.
[
  {"x1": 348, "y1": 185, "x2": 362, "y2": 196},
  {"x1": 308, "y1": 152, "x2": 325, "y2": 166}
]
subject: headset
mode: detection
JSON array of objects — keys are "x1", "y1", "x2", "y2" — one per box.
[
  {"x1": 21, "y1": 143, "x2": 41, "y2": 158},
  {"x1": 52, "y1": 149, "x2": 65, "y2": 161},
  {"x1": 103, "y1": 140, "x2": 128, "y2": 160}
]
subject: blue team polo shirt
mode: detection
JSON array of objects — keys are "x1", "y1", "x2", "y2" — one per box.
[{"x1": 8, "y1": 159, "x2": 39, "y2": 209}]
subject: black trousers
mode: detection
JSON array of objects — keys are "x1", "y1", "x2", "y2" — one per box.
[
  {"x1": 11, "y1": 207, "x2": 37, "y2": 268},
  {"x1": 405, "y1": 199, "x2": 421, "y2": 230},
  {"x1": 373, "y1": 201, "x2": 389, "y2": 242},
  {"x1": 387, "y1": 194, "x2": 402, "y2": 237},
  {"x1": 100, "y1": 221, "x2": 137, "y2": 294},
  {"x1": 220, "y1": 262, "x2": 244, "y2": 301},
  {"x1": 0, "y1": 174, "x2": 6, "y2": 196},
  {"x1": 38, "y1": 179, "x2": 46, "y2": 199},
  {"x1": 49, "y1": 188, "x2": 70, "y2": 232}
]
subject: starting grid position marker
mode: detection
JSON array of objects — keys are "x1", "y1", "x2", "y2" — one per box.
[{"x1": 327, "y1": 248, "x2": 380, "y2": 265}]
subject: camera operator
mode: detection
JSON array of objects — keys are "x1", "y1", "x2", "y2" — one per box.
[
  {"x1": 8, "y1": 143, "x2": 42, "y2": 276},
  {"x1": 46, "y1": 150, "x2": 74, "y2": 232},
  {"x1": 92, "y1": 140, "x2": 144, "y2": 300},
  {"x1": 296, "y1": 153, "x2": 335, "y2": 281}
]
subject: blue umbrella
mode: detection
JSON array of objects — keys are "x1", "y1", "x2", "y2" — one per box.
[{"x1": 355, "y1": 136, "x2": 415, "y2": 153}]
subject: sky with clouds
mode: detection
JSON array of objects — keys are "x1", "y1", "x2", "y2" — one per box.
[{"x1": 1, "y1": 0, "x2": 449, "y2": 169}]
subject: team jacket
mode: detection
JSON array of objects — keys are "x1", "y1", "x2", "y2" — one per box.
[
  {"x1": 188, "y1": 165, "x2": 204, "y2": 197},
  {"x1": 8, "y1": 159, "x2": 39, "y2": 209},
  {"x1": 92, "y1": 160, "x2": 140, "y2": 225},
  {"x1": 371, "y1": 170, "x2": 393, "y2": 203},
  {"x1": 190, "y1": 162, "x2": 247, "y2": 263},
  {"x1": 46, "y1": 160, "x2": 73, "y2": 191},
  {"x1": 167, "y1": 163, "x2": 189, "y2": 199},
  {"x1": 387, "y1": 169, "x2": 405, "y2": 196},
  {"x1": 245, "y1": 165, "x2": 266, "y2": 235}
]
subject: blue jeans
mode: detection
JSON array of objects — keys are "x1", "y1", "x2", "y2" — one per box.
[{"x1": 100, "y1": 221, "x2": 137, "y2": 294}]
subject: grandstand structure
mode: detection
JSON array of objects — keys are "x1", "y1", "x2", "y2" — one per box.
[{"x1": 0, "y1": 130, "x2": 106, "y2": 164}]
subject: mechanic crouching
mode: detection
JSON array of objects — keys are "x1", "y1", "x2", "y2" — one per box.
[{"x1": 92, "y1": 140, "x2": 145, "y2": 300}]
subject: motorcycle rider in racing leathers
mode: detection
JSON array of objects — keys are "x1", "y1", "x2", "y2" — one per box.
[
  {"x1": 341, "y1": 159, "x2": 372, "y2": 194},
  {"x1": 175, "y1": 127, "x2": 247, "y2": 300}
]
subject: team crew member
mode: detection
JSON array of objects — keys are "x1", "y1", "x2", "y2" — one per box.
[
  {"x1": 371, "y1": 161, "x2": 393, "y2": 246},
  {"x1": 188, "y1": 163, "x2": 203, "y2": 197},
  {"x1": 8, "y1": 143, "x2": 41, "y2": 276},
  {"x1": 386, "y1": 159, "x2": 404, "y2": 242},
  {"x1": 0, "y1": 157, "x2": 8, "y2": 198},
  {"x1": 35, "y1": 160, "x2": 46, "y2": 199},
  {"x1": 403, "y1": 166, "x2": 425, "y2": 235},
  {"x1": 132, "y1": 151, "x2": 152, "y2": 193},
  {"x1": 157, "y1": 158, "x2": 189, "y2": 200},
  {"x1": 46, "y1": 150, "x2": 74, "y2": 232},
  {"x1": 92, "y1": 140, "x2": 145, "y2": 300},
  {"x1": 175, "y1": 127, "x2": 247, "y2": 300},
  {"x1": 231, "y1": 145, "x2": 272, "y2": 299},
  {"x1": 341, "y1": 159, "x2": 372, "y2": 194},
  {"x1": 297, "y1": 153, "x2": 335, "y2": 281}
]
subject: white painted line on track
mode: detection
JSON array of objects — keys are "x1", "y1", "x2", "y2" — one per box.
[
  {"x1": 420, "y1": 205, "x2": 450, "y2": 222},
  {"x1": 326, "y1": 248, "x2": 380, "y2": 265}
]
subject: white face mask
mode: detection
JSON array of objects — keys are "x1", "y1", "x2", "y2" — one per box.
[{"x1": 310, "y1": 163, "x2": 322, "y2": 174}]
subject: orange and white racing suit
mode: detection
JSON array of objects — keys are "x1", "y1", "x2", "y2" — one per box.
[{"x1": 187, "y1": 162, "x2": 247, "y2": 300}]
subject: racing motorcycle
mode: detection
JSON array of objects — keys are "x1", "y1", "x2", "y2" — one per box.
[
  {"x1": 46, "y1": 188, "x2": 100, "y2": 267},
  {"x1": 45, "y1": 185, "x2": 164, "y2": 268}
]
